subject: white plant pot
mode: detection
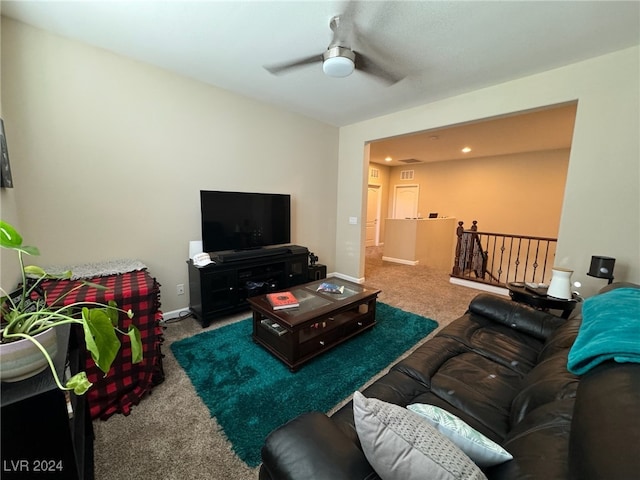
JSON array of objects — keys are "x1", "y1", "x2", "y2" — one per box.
[
  {"x1": 0, "y1": 327, "x2": 58, "y2": 382},
  {"x1": 547, "y1": 267, "x2": 574, "y2": 300}
]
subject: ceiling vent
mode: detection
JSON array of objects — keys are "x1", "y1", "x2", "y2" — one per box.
[{"x1": 399, "y1": 158, "x2": 423, "y2": 164}]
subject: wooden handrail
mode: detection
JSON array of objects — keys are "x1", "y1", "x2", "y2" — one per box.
[{"x1": 464, "y1": 231, "x2": 557, "y2": 242}]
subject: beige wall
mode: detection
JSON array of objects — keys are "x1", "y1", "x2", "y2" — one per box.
[
  {"x1": 1, "y1": 18, "x2": 339, "y2": 313},
  {"x1": 380, "y1": 148, "x2": 569, "y2": 239},
  {"x1": 337, "y1": 45, "x2": 639, "y2": 297},
  {"x1": 0, "y1": 14, "x2": 23, "y2": 289}
]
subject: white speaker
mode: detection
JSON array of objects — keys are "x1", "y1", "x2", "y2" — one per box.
[{"x1": 189, "y1": 240, "x2": 203, "y2": 259}]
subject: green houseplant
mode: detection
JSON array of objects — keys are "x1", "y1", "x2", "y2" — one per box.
[{"x1": 0, "y1": 220, "x2": 142, "y2": 394}]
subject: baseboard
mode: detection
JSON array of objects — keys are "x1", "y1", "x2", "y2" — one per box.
[
  {"x1": 449, "y1": 277, "x2": 509, "y2": 296},
  {"x1": 162, "y1": 308, "x2": 190, "y2": 320},
  {"x1": 329, "y1": 272, "x2": 365, "y2": 284},
  {"x1": 382, "y1": 256, "x2": 419, "y2": 266}
]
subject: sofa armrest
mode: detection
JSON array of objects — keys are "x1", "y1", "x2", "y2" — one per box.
[
  {"x1": 568, "y1": 361, "x2": 640, "y2": 480},
  {"x1": 260, "y1": 412, "x2": 379, "y2": 480},
  {"x1": 469, "y1": 293, "x2": 565, "y2": 340}
]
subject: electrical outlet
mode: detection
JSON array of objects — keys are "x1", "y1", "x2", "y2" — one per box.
[{"x1": 176, "y1": 284, "x2": 185, "y2": 295}]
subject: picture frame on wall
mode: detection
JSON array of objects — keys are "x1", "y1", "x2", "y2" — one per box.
[{"x1": 1, "y1": 119, "x2": 13, "y2": 188}]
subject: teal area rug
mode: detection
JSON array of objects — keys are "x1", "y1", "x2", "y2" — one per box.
[{"x1": 171, "y1": 303, "x2": 437, "y2": 467}]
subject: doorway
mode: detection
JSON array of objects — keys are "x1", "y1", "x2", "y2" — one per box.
[
  {"x1": 392, "y1": 184, "x2": 419, "y2": 219},
  {"x1": 366, "y1": 185, "x2": 381, "y2": 246},
  {"x1": 362, "y1": 102, "x2": 577, "y2": 281}
]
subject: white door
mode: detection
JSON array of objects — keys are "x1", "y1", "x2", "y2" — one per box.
[
  {"x1": 393, "y1": 185, "x2": 419, "y2": 219},
  {"x1": 366, "y1": 185, "x2": 381, "y2": 246}
]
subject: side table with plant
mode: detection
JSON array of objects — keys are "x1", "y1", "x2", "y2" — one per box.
[{"x1": 0, "y1": 220, "x2": 142, "y2": 394}]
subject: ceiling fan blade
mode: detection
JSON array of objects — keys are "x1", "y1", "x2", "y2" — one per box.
[
  {"x1": 355, "y1": 51, "x2": 404, "y2": 85},
  {"x1": 264, "y1": 54, "x2": 322, "y2": 75}
]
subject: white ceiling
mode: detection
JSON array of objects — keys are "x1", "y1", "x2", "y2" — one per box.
[
  {"x1": 2, "y1": 1, "x2": 639, "y2": 129},
  {"x1": 369, "y1": 102, "x2": 578, "y2": 166}
]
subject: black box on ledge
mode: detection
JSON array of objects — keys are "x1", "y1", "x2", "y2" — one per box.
[{"x1": 308, "y1": 264, "x2": 327, "y2": 281}]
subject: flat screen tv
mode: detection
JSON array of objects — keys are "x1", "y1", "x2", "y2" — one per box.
[{"x1": 200, "y1": 190, "x2": 291, "y2": 253}]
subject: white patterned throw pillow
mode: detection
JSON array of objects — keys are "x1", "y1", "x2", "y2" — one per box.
[
  {"x1": 407, "y1": 404, "x2": 512, "y2": 467},
  {"x1": 353, "y1": 391, "x2": 487, "y2": 480}
]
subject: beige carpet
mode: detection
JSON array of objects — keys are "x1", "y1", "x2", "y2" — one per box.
[{"x1": 92, "y1": 247, "x2": 480, "y2": 479}]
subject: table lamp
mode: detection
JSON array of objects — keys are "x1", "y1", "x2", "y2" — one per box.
[{"x1": 547, "y1": 267, "x2": 574, "y2": 300}]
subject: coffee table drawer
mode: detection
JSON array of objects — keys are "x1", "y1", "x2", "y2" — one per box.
[
  {"x1": 298, "y1": 313, "x2": 375, "y2": 359},
  {"x1": 298, "y1": 328, "x2": 343, "y2": 358},
  {"x1": 342, "y1": 312, "x2": 375, "y2": 337}
]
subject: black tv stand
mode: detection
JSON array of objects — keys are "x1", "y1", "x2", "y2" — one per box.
[{"x1": 188, "y1": 245, "x2": 311, "y2": 327}]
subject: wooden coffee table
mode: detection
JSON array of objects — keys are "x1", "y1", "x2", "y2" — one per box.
[{"x1": 249, "y1": 278, "x2": 381, "y2": 371}]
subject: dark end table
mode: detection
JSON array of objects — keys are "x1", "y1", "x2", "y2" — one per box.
[{"x1": 507, "y1": 282, "x2": 579, "y2": 319}]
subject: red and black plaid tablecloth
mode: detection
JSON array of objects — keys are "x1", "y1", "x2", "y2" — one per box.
[{"x1": 41, "y1": 270, "x2": 164, "y2": 420}]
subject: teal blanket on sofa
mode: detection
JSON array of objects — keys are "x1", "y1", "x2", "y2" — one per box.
[{"x1": 568, "y1": 287, "x2": 640, "y2": 375}]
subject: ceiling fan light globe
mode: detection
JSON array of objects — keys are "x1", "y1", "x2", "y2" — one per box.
[
  {"x1": 323, "y1": 56, "x2": 355, "y2": 77},
  {"x1": 322, "y1": 46, "x2": 356, "y2": 78}
]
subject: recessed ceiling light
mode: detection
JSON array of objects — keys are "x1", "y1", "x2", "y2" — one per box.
[
  {"x1": 461, "y1": 147, "x2": 472, "y2": 153},
  {"x1": 385, "y1": 156, "x2": 393, "y2": 162}
]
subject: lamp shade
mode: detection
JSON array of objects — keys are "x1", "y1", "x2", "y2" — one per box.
[
  {"x1": 587, "y1": 255, "x2": 615, "y2": 279},
  {"x1": 547, "y1": 267, "x2": 574, "y2": 300}
]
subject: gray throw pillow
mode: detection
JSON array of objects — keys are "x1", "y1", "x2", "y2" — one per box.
[
  {"x1": 407, "y1": 403, "x2": 512, "y2": 467},
  {"x1": 353, "y1": 391, "x2": 487, "y2": 480}
]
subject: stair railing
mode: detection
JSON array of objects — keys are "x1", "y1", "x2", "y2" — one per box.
[{"x1": 452, "y1": 221, "x2": 558, "y2": 287}]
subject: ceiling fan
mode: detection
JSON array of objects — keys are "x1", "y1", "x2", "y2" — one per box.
[{"x1": 264, "y1": 13, "x2": 404, "y2": 85}]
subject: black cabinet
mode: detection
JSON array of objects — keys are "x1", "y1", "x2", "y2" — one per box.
[
  {"x1": 188, "y1": 246, "x2": 310, "y2": 327},
  {"x1": 308, "y1": 264, "x2": 327, "y2": 281},
  {"x1": 1, "y1": 325, "x2": 93, "y2": 480}
]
